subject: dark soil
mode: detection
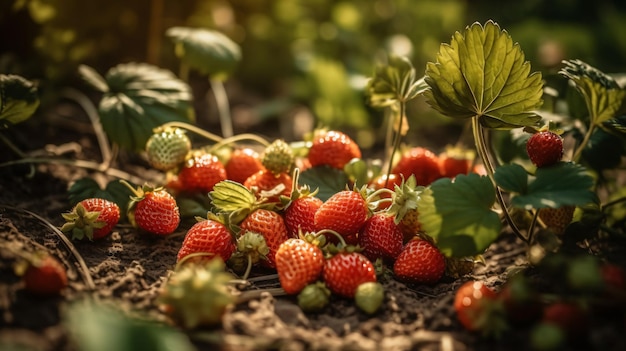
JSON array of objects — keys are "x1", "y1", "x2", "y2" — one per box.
[{"x1": 1, "y1": 101, "x2": 625, "y2": 351}]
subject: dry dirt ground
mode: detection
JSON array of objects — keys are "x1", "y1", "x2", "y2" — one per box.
[{"x1": 0, "y1": 104, "x2": 625, "y2": 351}]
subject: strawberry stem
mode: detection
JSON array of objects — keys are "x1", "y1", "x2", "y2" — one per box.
[
  {"x1": 315, "y1": 229, "x2": 347, "y2": 247},
  {"x1": 383, "y1": 100, "x2": 406, "y2": 189},
  {"x1": 240, "y1": 253, "x2": 254, "y2": 281},
  {"x1": 571, "y1": 124, "x2": 596, "y2": 163},
  {"x1": 471, "y1": 117, "x2": 529, "y2": 244},
  {"x1": 209, "y1": 78, "x2": 234, "y2": 139},
  {"x1": 158, "y1": 121, "x2": 270, "y2": 149}
]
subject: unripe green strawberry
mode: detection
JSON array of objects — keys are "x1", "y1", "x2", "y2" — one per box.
[
  {"x1": 298, "y1": 282, "x2": 331, "y2": 312},
  {"x1": 526, "y1": 131, "x2": 563, "y2": 167},
  {"x1": 158, "y1": 258, "x2": 235, "y2": 328},
  {"x1": 262, "y1": 139, "x2": 294, "y2": 176},
  {"x1": 354, "y1": 281, "x2": 385, "y2": 315},
  {"x1": 538, "y1": 206, "x2": 575, "y2": 235},
  {"x1": 145, "y1": 127, "x2": 191, "y2": 171}
]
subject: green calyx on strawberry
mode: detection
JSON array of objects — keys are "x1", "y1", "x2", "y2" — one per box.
[
  {"x1": 158, "y1": 257, "x2": 236, "y2": 329},
  {"x1": 386, "y1": 175, "x2": 424, "y2": 242},
  {"x1": 121, "y1": 181, "x2": 180, "y2": 235},
  {"x1": 61, "y1": 198, "x2": 120, "y2": 240},
  {"x1": 525, "y1": 124, "x2": 564, "y2": 168},
  {"x1": 231, "y1": 230, "x2": 270, "y2": 278},
  {"x1": 261, "y1": 139, "x2": 294, "y2": 176},
  {"x1": 145, "y1": 126, "x2": 191, "y2": 171},
  {"x1": 298, "y1": 281, "x2": 331, "y2": 313}
]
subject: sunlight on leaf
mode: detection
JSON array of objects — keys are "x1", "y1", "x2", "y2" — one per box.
[
  {"x1": 167, "y1": 27, "x2": 241, "y2": 80},
  {"x1": 0, "y1": 74, "x2": 40, "y2": 128},
  {"x1": 496, "y1": 162, "x2": 598, "y2": 210},
  {"x1": 424, "y1": 21, "x2": 543, "y2": 129},
  {"x1": 366, "y1": 54, "x2": 428, "y2": 107},
  {"x1": 88, "y1": 63, "x2": 195, "y2": 151},
  {"x1": 560, "y1": 70, "x2": 626, "y2": 127},
  {"x1": 417, "y1": 174, "x2": 501, "y2": 257}
]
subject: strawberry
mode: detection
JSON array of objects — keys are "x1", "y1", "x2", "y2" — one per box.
[
  {"x1": 261, "y1": 139, "x2": 294, "y2": 176},
  {"x1": 368, "y1": 173, "x2": 402, "y2": 210},
  {"x1": 453, "y1": 280, "x2": 498, "y2": 332},
  {"x1": 392, "y1": 147, "x2": 443, "y2": 186},
  {"x1": 386, "y1": 175, "x2": 423, "y2": 243},
  {"x1": 275, "y1": 237, "x2": 325, "y2": 294},
  {"x1": 541, "y1": 302, "x2": 588, "y2": 343},
  {"x1": 243, "y1": 168, "x2": 292, "y2": 203},
  {"x1": 283, "y1": 172, "x2": 323, "y2": 238},
  {"x1": 314, "y1": 187, "x2": 370, "y2": 244},
  {"x1": 22, "y1": 253, "x2": 68, "y2": 296},
  {"x1": 601, "y1": 263, "x2": 626, "y2": 292},
  {"x1": 125, "y1": 183, "x2": 181, "y2": 235},
  {"x1": 393, "y1": 239, "x2": 446, "y2": 284},
  {"x1": 177, "y1": 218, "x2": 236, "y2": 264},
  {"x1": 225, "y1": 148, "x2": 264, "y2": 184},
  {"x1": 538, "y1": 205, "x2": 575, "y2": 235},
  {"x1": 438, "y1": 146, "x2": 474, "y2": 179},
  {"x1": 145, "y1": 126, "x2": 191, "y2": 171},
  {"x1": 358, "y1": 212, "x2": 403, "y2": 262},
  {"x1": 61, "y1": 198, "x2": 120, "y2": 240},
  {"x1": 322, "y1": 251, "x2": 377, "y2": 298},
  {"x1": 239, "y1": 209, "x2": 290, "y2": 268},
  {"x1": 526, "y1": 130, "x2": 563, "y2": 167},
  {"x1": 307, "y1": 130, "x2": 362, "y2": 170},
  {"x1": 177, "y1": 151, "x2": 227, "y2": 193},
  {"x1": 498, "y1": 274, "x2": 543, "y2": 327}
]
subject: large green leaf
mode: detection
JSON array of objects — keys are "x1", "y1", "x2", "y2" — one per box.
[
  {"x1": 0, "y1": 74, "x2": 40, "y2": 128},
  {"x1": 423, "y1": 21, "x2": 543, "y2": 129},
  {"x1": 83, "y1": 63, "x2": 195, "y2": 151},
  {"x1": 561, "y1": 75, "x2": 626, "y2": 127},
  {"x1": 495, "y1": 163, "x2": 597, "y2": 210},
  {"x1": 366, "y1": 54, "x2": 428, "y2": 108},
  {"x1": 166, "y1": 27, "x2": 241, "y2": 80},
  {"x1": 417, "y1": 174, "x2": 501, "y2": 257}
]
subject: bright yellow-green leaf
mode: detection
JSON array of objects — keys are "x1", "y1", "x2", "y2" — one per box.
[
  {"x1": 424, "y1": 21, "x2": 543, "y2": 129},
  {"x1": 560, "y1": 74, "x2": 626, "y2": 127}
]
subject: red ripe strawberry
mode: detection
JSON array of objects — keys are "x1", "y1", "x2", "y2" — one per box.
[
  {"x1": 454, "y1": 280, "x2": 498, "y2": 331},
  {"x1": 225, "y1": 148, "x2": 264, "y2": 184},
  {"x1": 177, "y1": 218, "x2": 236, "y2": 264},
  {"x1": 358, "y1": 212, "x2": 403, "y2": 262},
  {"x1": 178, "y1": 152, "x2": 227, "y2": 193},
  {"x1": 61, "y1": 198, "x2": 120, "y2": 240},
  {"x1": 243, "y1": 169, "x2": 292, "y2": 203},
  {"x1": 126, "y1": 183, "x2": 180, "y2": 235},
  {"x1": 393, "y1": 239, "x2": 445, "y2": 284},
  {"x1": 368, "y1": 173, "x2": 402, "y2": 210},
  {"x1": 526, "y1": 131, "x2": 563, "y2": 167},
  {"x1": 308, "y1": 130, "x2": 362, "y2": 170},
  {"x1": 22, "y1": 254, "x2": 68, "y2": 296},
  {"x1": 541, "y1": 302, "x2": 588, "y2": 342},
  {"x1": 438, "y1": 147, "x2": 473, "y2": 179},
  {"x1": 322, "y1": 251, "x2": 377, "y2": 298},
  {"x1": 314, "y1": 188, "x2": 369, "y2": 243},
  {"x1": 239, "y1": 209, "x2": 289, "y2": 268},
  {"x1": 392, "y1": 147, "x2": 443, "y2": 186},
  {"x1": 275, "y1": 237, "x2": 325, "y2": 294},
  {"x1": 284, "y1": 195, "x2": 323, "y2": 238}
]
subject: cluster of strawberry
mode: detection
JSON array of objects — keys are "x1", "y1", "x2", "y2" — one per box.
[
  {"x1": 160, "y1": 129, "x2": 478, "y2": 315},
  {"x1": 454, "y1": 262, "x2": 626, "y2": 349}
]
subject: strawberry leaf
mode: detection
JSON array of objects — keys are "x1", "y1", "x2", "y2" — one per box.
[
  {"x1": 81, "y1": 63, "x2": 195, "y2": 151},
  {"x1": 0, "y1": 74, "x2": 40, "y2": 128},
  {"x1": 424, "y1": 21, "x2": 543, "y2": 129},
  {"x1": 417, "y1": 174, "x2": 501, "y2": 257},
  {"x1": 167, "y1": 27, "x2": 241, "y2": 80},
  {"x1": 366, "y1": 54, "x2": 428, "y2": 107},
  {"x1": 299, "y1": 166, "x2": 350, "y2": 202},
  {"x1": 495, "y1": 162, "x2": 597, "y2": 210},
  {"x1": 210, "y1": 180, "x2": 257, "y2": 212},
  {"x1": 560, "y1": 67, "x2": 626, "y2": 127}
]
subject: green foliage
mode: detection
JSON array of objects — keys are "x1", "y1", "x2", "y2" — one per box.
[
  {"x1": 299, "y1": 166, "x2": 349, "y2": 202},
  {"x1": 560, "y1": 60, "x2": 626, "y2": 128},
  {"x1": 64, "y1": 300, "x2": 195, "y2": 351},
  {"x1": 417, "y1": 174, "x2": 501, "y2": 257},
  {"x1": 166, "y1": 27, "x2": 241, "y2": 80},
  {"x1": 424, "y1": 21, "x2": 544, "y2": 129},
  {"x1": 0, "y1": 74, "x2": 40, "y2": 128},
  {"x1": 79, "y1": 63, "x2": 195, "y2": 151},
  {"x1": 494, "y1": 163, "x2": 598, "y2": 210},
  {"x1": 366, "y1": 55, "x2": 428, "y2": 108}
]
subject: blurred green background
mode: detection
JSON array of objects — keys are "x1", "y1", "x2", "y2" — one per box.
[{"x1": 1, "y1": 0, "x2": 625, "y2": 151}]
